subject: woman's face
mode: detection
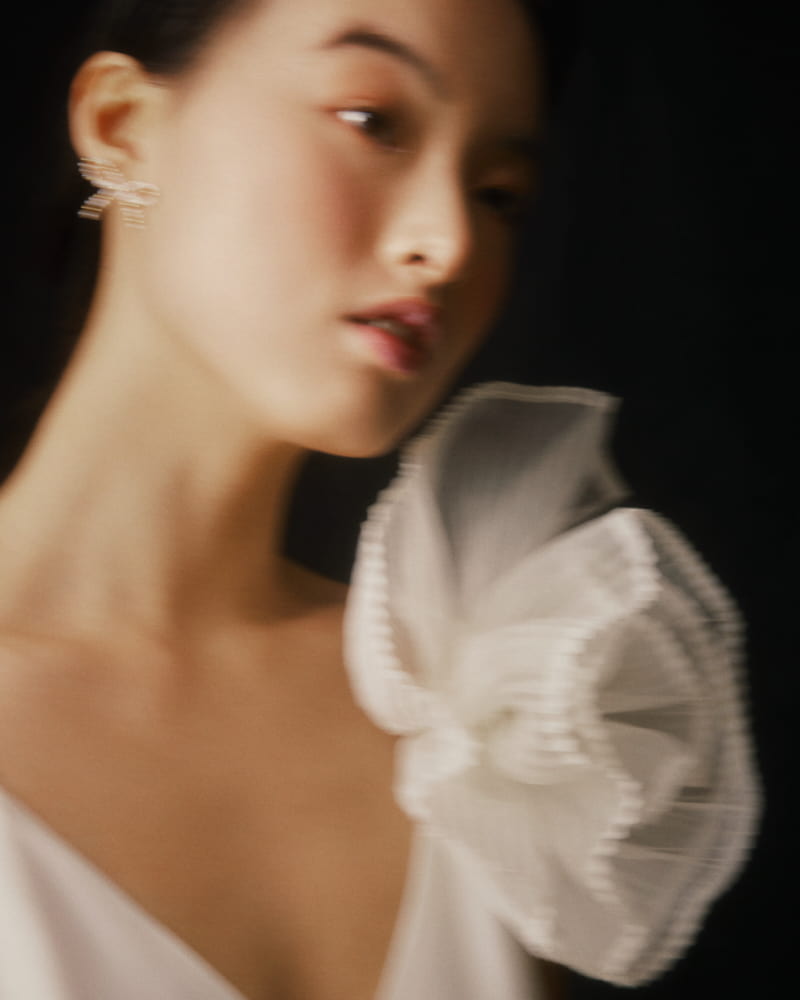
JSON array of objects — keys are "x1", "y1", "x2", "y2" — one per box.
[{"x1": 137, "y1": 0, "x2": 541, "y2": 455}]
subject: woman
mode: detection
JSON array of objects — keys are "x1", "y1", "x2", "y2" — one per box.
[{"x1": 0, "y1": 0, "x2": 758, "y2": 998}]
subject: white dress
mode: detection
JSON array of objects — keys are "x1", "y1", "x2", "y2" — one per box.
[{"x1": 0, "y1": 384, "x2": 759, "y2": 998}]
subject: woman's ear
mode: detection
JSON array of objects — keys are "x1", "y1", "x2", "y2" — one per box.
[{"x1": 68, "y1": 51, "x2": 164, "y2": 175}]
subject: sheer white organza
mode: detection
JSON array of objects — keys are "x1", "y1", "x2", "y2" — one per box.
[{"x1": 344, "y1": 383, "x2": 760, "y2": 986}]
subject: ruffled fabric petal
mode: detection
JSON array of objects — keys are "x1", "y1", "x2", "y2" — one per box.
[{"x1": 343, "y1": 382, "x2": 760, "y2": 986}]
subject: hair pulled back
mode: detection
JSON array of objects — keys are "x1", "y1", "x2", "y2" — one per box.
[{"x1": 80, "y1": 0, "x2": 256, "y2": 75}]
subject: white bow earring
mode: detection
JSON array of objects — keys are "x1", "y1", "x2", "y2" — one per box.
[{"x1": 77, "y1": 156, "x2": 161, "y2": 229}]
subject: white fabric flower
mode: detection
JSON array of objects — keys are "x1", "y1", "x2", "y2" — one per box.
[{"x1": 344, "y1": 383, "x2": 760, "y2": 986}]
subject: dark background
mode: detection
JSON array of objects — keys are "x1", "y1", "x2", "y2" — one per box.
[{"x1": 2, "y1": 1, "x2": 794, "y2": 996}]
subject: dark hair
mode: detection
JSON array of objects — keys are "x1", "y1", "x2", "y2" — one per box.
[
  {"x1": 3, "y1": 0, "x2": 576, "y2": 480},
  {"x1": 90, "y1": 0, "x2": 257, "y2": 74}
]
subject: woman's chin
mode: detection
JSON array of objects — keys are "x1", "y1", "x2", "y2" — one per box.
[
  {"x1": 297, "y1": 421, "x2": 414, "y2": 461},
  {"x1": 275, "y1": 378, "x2": 446, "y2": 458}
]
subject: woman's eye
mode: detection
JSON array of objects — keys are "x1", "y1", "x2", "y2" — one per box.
[
  {"x1": 477, "y1": 186, "x2": 530, "y2": 224},
  {"x1": 335, "y1": 108, "x2": 403, "y2": 150}
]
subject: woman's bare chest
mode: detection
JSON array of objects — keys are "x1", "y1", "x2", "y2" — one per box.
[{"x1": 0, "y1": 644, "x2": 413, "y2": 1000}]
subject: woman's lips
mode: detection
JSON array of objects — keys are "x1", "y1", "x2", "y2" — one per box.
[
  {"x1": 345, "y1": 299, "x2": 442, "y2": 375},
  {"x1": 350, "y1": 319, "x2": 431, "y2": 374}
]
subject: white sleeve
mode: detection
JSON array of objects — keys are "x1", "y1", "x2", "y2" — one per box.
[{"x1": 344, "y1": 382, "x2": 760, "y2": 986}]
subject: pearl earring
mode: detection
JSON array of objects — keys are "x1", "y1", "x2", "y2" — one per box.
[{"x1": 77, "y1": 157, "x2": 161, "y2": 229}]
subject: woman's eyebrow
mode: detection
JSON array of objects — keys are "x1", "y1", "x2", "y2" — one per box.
[{"x1": 317, "y1": 25, "x2": 447, "y2": 97}]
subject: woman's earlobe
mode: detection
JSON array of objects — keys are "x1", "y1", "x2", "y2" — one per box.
[{"x1": 77, "y1": 157, "x2": 161, "y2": 229}]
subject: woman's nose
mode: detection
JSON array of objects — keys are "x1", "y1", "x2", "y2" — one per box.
[{"x1": 380, "y1": 159, "x2": 474, "y2": 287}]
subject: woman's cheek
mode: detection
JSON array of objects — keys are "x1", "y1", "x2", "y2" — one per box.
[{"x1": 462, "y1": 235, "x2": 513, "y2": 343}]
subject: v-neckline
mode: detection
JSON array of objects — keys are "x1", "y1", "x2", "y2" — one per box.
[{"x1": 0, "y1": 784, "x2": 423, "y2": 1000}]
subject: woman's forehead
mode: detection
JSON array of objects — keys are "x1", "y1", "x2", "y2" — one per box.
[{"x1": 205, "y1": 0, "x2": 541, "y2": 121}]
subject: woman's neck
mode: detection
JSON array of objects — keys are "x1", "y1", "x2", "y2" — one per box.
[{"x1": 0, "y1": 311, "x2": 314, "y2": 647}]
